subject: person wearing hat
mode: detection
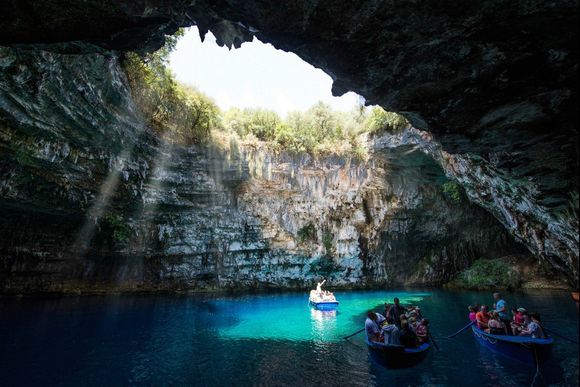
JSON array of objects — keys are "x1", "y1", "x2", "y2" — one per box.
[{"x1": 511, "y1": 307, "x2": 526, "y2": 332}]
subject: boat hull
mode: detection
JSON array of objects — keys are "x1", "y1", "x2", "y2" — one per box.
[
  {"x1": 471, "y1": 325, "x2": 553, "y2": 366},
  {"x1": 309, "y1": 300, "x2": 339, "y2": 310},
  {"x1": 365, "y1": 339, "x2": 430, "y2": 369}
]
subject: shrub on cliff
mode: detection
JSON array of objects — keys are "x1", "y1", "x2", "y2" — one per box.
[
  {"x1": 122, "y1": 32, "x2": 219, "y2": 145},
  {"x1": 221, "y1": 102, "x2": 383, "y2": 157},
  {"x1": 322, "y1": 230, "x2": 334, "y2": 256},
  {"x1": 101, "y1": 214, "x2": 131, "y2": 244},
  {"x1": 442, "y1": 181, "x2": 463, "y2": 203},
  {"x1": 365, "y1": 106, "x2": 409, "y2": 135},
  {"x1": 297, "y1": 222, "x2": 317, "y2": 244},
  {"x1": 452, "y1": 259, "x2": 521, "y2": 290}
]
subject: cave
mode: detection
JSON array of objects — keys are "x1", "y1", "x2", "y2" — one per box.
[
  {"x1": 0, "y1": 2, "x2": 578, "y2": 384},
  {"x1": 1, "y1": 0, "x2": 577, "y2": 291}
]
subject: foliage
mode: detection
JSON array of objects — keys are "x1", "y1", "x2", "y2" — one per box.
[
  {"x1": 123, "y1": 29, "x2": 408, "y2": 156},
  {"x1": 365, "y1": 106, "x2": 409, "y2": 135},
  {"x1": 221, "y1": 102, "x2": 396, "y2": 157},
  {"x1": 453, "y1": 259, "x2": 521, "y2": 290},
  {"x1": 102, "y1": 214, "x2": 131, "y2": 244},
  {"x1": 322, "y1": 230, "x2": 334, "y2": 255},
  {"x1": 297, "y1": 222, "x2": 317, "y2": 244},
  {"x1": 143, "y1": 29, "x2": 185, "y2": 67},
  {"x1": 442, "y1": 181, "x2": 462, "y2": 203},
  {"x1": 122, "y1": 32, "x2": 219, "y2": 145}
]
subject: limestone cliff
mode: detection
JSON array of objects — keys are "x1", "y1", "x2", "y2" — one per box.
[
  {"x1": 0, "y1": 0, "x2": 577, "y2": 288},
  {"x1": 0, "y1": 47, "x2": 525, "y2": 293}
]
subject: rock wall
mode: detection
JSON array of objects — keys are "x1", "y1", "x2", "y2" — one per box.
[
  {"x1": 0, "y1": 48, "x2": 524, "y2": 293},
  {"x1": 0, "y1": 0, "x2": 577, "y2": 287}
]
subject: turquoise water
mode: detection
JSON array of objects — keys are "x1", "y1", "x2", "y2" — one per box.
[
  {"x1": 216, "y1": 291, "x2": 429, "y2": 341},
  {"x1": 0, "y1": 289, "x2": 578, "y2": 386}
]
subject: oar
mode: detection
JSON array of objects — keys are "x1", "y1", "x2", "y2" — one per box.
[
  {"x1": 428, "y1": 332, "x2": 440, "y2": 350},
  {"x1": 544, "y1": 327, "x2": 579, "y2": 345},
  {"x1": 343, "y1": 328, "x2": 365, "y2": 340},
  {"x1": 446, "y1": 321, "x2": 475, "y2": 339}
]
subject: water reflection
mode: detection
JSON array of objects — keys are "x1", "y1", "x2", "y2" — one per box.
[{"x1": 310, "y1": 308, "x2": 337, "y2": 340}]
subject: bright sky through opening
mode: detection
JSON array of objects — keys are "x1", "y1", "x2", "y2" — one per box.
[{"x1": 169, "y1": 27, "x2": 362, "y2": 117}]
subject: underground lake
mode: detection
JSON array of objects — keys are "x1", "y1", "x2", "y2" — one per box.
[
  {"x1": 0, "y1": 2, "x2": 578, "y2": 386},
  {"x1": 1, "y1": 289, "x2": 577, "y2": 386}
]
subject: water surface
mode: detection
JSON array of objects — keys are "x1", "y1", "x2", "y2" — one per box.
[{"x1": 0, "y1": 289, "x2": 577, "y2": 386}]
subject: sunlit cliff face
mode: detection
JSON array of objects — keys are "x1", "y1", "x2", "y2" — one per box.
[
  {"x1": 0, "y1": 43, "x2": 524, "y2": 292},
  {"x1": 0, "y1": 1, "x2": 577, "y2": 290}
]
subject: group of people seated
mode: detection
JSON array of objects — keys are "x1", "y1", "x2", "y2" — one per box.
[
  {"x1": 310, "y1": 280, "x2": 336, "y2": 302},
  {"x1": 469, "y1": 292, "x2": 546, "y2": 339},
  {"x1": 365, "y1": 297, "x2": 429, "y2": 348}
]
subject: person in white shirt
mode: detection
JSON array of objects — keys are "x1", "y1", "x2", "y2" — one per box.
[
  {"x1": 316, "y1": 280, "x2": 326, "y2": 294},
  {"x1": 365, "y1": 312, "x2": 385, "y2": 342}
]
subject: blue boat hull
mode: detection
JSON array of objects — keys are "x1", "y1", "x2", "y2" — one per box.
[
  {"x1": 471, "y1": 325, "x2": 553, "y2": 366},
  {"x1": 309, "y1": 301, "x2": 339, "y2": 310},
  {"x1": 366, "y1": 339, "x2": 430, "y2": 369}
]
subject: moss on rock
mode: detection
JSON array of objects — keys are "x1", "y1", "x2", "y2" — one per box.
[{"x1": 449, "y1": 258, "x2": 522, "y2": 290}]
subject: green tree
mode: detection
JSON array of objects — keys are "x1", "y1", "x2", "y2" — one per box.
[
  {"x1": 122, "y1": 32, "x2": 219, "y2": 145},
  {"x1": 245, "y1": 108, "x2": 280, "y2": 141},
  {"x1": 306, "y1": 101, "x2": 336, "y2": 139},
  {"x1": 365, "y1": 106, "x2": 408, "y2": 134}
]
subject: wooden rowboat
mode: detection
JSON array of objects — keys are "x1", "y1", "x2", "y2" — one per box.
[
  {"x1": 471, "y1": 325, "x2": 553, "y2": 366},
  {"x1": 365, "y1": 339, "x2": 430, "y2": 368}
]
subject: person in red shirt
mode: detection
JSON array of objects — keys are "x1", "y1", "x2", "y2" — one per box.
[
  {"x1": 510, "y1": 307, "x2": 526, "y2": 332},
  {"x1": 476, "y1": 305, "x2": 491, "y2": 329}
]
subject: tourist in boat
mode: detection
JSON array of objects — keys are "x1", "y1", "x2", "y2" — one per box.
[
  {"x1": 382, "y1": 321, "x2": 401, "y2": 345},
  {"x1": 487, "y1": 312, "x2": 508, "y2": 335},
  {"x1": 407, "y1": 316, "x2": 418, "y2": 332},
  {"x1": 383, "y1": 303, "x2": 391, "y2": 318},
  {"x1": 406, "y1": 310, "x2": 418, "y2": 325},
  {"x1": 468, "y1": 305, "x2": 477, "y2": 322},
  {"x1": 365, "y1": 311, "x2": 386, "y2": 342},
  {"x1": 493, "y1": 292, "x2": 512, "y2": 335},
  {"x1": 415, "y1": 318, "x2": 429, "y2": 343},
  {"x1": 513, "y1": 312, "x2": 530, "y2": 335},
  {"x1": 316, "y1": 279, "x2": 326, "y2": 294},
  {"x1": 406, "y1": 307, "x2": 421, "y2": 321},
  {"x1": 400, "y1": 320, "x2": 418, "y2": 348},
  {"x1": 387, "y1": 297, "x2": 406, "y2": 327},
  {"x1": 476, "y1": 305, "x2": 491, "y2": 329},
  {"x1": 518, "y1": 313, "x2": 546, "y2": 339},
  {"x1": 510, "y1": 307, "x2": 526, "y2": 331}
]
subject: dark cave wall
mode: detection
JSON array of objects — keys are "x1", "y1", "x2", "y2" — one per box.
[{"x1": 0, "y1": 0, "x2": 578, "y2": 287}]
